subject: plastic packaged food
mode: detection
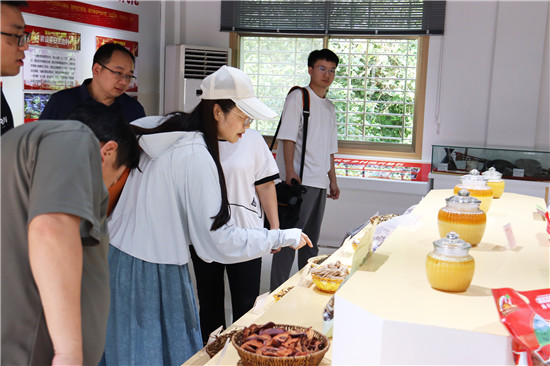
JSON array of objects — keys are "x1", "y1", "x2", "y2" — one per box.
[
  {"x1": 482, "y1": 167, "x2": 505, "y2": 198},
  {"x1": 438, "y1": 189, "x2": 486, "y2": 245},
  {"x1": 492, "y1": 288, "x2": 550, "y2": 365},
  {"x1": 426, "y1": 232, "x2": 475, "y2": 292},
  {"x1": 453, "y1": 169, "x2": 493, "y2": 212}
]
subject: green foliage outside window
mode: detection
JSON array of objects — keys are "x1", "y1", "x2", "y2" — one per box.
[{"x1": 240, "y1": 36, "x2": 418, "y2": 146}]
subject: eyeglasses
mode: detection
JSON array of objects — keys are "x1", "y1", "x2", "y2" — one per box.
[
  {"x1": 314, "y1": 65, "x2": 336, "y2": 75},
  {"x1": 98, "y1": 63, "x2": 136, "y2": 82},
  {"x1": 223, "y1": 107, "x2": 253, "y2": 126},
  {"x1": 1, "y1": 31, "x2": 30, "y2": 47}
]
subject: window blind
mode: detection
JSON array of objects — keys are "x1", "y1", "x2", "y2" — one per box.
[{"x1": 220, "y1": 0, "x2": 445, "y2": 35}]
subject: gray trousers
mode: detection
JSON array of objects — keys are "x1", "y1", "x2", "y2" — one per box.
[{"x1": 270, "y1": 186, "x2": 327, "y2": 291}]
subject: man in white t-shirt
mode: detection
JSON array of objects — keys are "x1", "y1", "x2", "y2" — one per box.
[{"x1": 270, "y1": 49, "x2": 341, "y2": 291}]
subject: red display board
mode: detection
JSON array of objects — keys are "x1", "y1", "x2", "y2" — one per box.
[
  {"x1": 96, "y1": 36, "x2": 138, "y2": 57},
  {"x1": 271, "y1": 153, "x2": 430, "y2": 182},
  {"x1": 22, "y1": 1, "x2": 139, "y2": 33},
  {"x1": 27, "y1": 25, "x2": 81, "y2": 50},
  {"x1": 334, "y1": 158, "x2": 430, "y2": 182}
]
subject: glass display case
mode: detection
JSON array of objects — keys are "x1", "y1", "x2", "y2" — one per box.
[{"x1": 431, "y1": 145, "x2": 550, "y2": 181}]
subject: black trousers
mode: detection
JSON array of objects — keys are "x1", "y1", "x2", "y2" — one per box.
[
  {"x1": 189, "y1": 246, "x2": 261, "y2": 344},
  {"x1": 270, "y1": 186, "x2": 326, "y2": 291}
]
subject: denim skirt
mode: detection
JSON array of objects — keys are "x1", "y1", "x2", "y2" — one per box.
[{"x1": 100, "y1": 245, "x2": 203, "y2": 366}]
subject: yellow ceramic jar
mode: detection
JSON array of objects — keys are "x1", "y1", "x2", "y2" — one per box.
[
  {"x1": 426, "y1": 232, "x2": 475, "y2": 292},
  {"x1": 438, "y1": 189, "x2": 486, "y2": 245},
  {"x1": 482, "y1": 167, "x2": 505, "y2": 198},
  {"x1": 453, "y1": 169, "x2": 493, "y2": 212}
]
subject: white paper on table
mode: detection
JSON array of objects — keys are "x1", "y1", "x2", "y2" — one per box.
[
  {"x1": 207, "y1": 325, "x2": 223, "y2": 345},
  {"x1": 251, "y1": 292, "x2": 270, "y2": 314},
  {"x1": 372, "y1": 213, "x2": 421, "y2": 251}
]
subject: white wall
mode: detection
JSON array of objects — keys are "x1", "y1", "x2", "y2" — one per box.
[
  {"x1": 2, "y1": 0, "x2": 162, "y2": 126},
  {"x1": 422, "y1": 0, "x2": 550, "y2": 158},
  {"x1": 163, "y1": 0, "x2": 228, "y2": 47}
]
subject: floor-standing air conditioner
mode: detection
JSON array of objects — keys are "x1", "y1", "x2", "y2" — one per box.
[{"x1": 164, "y1": 45, "x2": 231, "y2": 114}]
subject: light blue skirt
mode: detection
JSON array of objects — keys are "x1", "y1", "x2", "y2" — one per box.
[{"x1": 100, "y1": 245, "x2": 203, "y2": 366}]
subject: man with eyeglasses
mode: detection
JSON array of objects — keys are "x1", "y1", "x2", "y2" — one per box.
[
  {"x1": 1, "y1": 1, "x2": 29, "y2": 135},
  {"x1": 270, "y1": 48, "x2": 341, "y2": 291},
  {"x1": 40, "y1": 42, "x2": 145, "y2": 123}
]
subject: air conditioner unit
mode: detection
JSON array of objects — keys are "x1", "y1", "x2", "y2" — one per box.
[{"x1": 164, "y1": 45, "x2": 231, "y2": 114}]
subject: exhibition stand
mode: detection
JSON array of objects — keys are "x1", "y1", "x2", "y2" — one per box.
[{"x1": 184, "y1": 189, "x2": 549, "y2": 365}]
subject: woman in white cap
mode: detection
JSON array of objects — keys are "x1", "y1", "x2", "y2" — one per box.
[
  {"x1": 100, "y1": 66, "x2": 311, "y2": 366},
  {"x1": 190, "y1": 105, "x2": 281, "y2": 345}
]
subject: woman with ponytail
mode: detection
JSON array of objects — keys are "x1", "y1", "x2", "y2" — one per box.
[{"x1": 101, "y1": 66, "x2": 311, "y2": 366}]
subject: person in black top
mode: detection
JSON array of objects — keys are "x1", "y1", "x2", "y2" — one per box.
[
  {"x1": 1, "y1": 1, "x2": 29, "y2": 135},
  {"x1": 40, "y1": 43, "x2": 146, "y2": 123}
]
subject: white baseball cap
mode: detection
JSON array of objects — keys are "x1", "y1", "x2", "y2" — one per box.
[{"x1": 200, "y1": 65, "x2": 277, "y2": 120}]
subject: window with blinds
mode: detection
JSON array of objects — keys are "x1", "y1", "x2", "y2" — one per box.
[
  {"x1": 224, "y1": 1, "x2": 444, "y2": 157},
  {"x1": 221, "y1": 0, "x2": 445, "y2": 35}
]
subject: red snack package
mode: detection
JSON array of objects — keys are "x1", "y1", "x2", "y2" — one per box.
[
  {"x1": 492, "y1": 288, "x2": 550, "y2": 365},
  {"x1": 545, "y1": 210, "x2": 549, "y2": 236}
]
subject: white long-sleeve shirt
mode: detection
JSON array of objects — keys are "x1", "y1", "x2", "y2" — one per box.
[{"x1": 108, "y1": 116, "x2": 302, "y2": 265}]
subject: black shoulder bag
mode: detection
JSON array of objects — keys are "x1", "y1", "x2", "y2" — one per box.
[{"x1": 267, "y1": 86, "x2": 309, "y2": 229}]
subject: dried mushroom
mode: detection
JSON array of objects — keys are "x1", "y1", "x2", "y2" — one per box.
[{"x1": 239, "y1": 322, "x2": 325, "y2": 357}]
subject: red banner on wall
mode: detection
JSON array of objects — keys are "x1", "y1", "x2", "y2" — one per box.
[
  {"x1": 96, "y1": 36, "x2": 138, "y2": 57},
  {"x1": 22, "y1": 1, "x2": 139, "y2": 33},
  {"x1": 334, "y1": 158, "x2": 430, "y2": 182},
  {"x1": 27, "y1": 25, "x2": 81, "y2": 50}
]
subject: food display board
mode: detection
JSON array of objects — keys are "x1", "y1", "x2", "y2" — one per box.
[{"x1": 334, "y1": 157, "x2": 430, "y2": 182}]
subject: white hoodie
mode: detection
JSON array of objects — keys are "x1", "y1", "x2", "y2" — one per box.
[{"x1": 108, "y1": 116, "x2": 302, "y2": 265}]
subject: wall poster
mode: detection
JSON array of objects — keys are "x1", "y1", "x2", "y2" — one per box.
[
  {"x1": 24, "y1": 93, "x2": 51, "y2": 123},
  {"x1": 334, "y1": 158, "x2": 431, "y2": 182},
  {"x1": 23, "y1": 26, "x2": 81, "y2": 92}
]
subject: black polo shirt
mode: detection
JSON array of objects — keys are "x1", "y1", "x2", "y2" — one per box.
[{"x1": 39, "y1": 79, "x2": 146, "y2": 123}]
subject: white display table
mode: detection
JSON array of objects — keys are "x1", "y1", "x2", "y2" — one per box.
[
  {"x1": 184, "y1": 189, "x2": 549, "y2": 365},
  {"x1": 333, "y1": 190, "x2": 549, "y2": 365}
]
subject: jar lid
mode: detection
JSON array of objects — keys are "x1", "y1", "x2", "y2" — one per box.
[
  {"x1": 460, "y1": 169, "x2": 489, "y2": 187},
  {"x1": 433, "y1": 232, "x2": 472, "y2": 255},
  {"x1": 446, "y1": 189, "x2": 482, "y2": 204},
  {"x1": 482, "y1": 167, "x2": 503, "y2": 180}
]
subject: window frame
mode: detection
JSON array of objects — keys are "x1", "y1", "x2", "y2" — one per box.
[{"x1": 230, "y1": 33, "x2": 429, "y2": 159}]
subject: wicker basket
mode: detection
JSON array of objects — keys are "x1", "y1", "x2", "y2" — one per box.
[
  {"x1": 231, "y1": 324, "x2": 330, "y2": 366},
  {"x1": 205, "y1": 330, "x2": 237, "y2": 358}
]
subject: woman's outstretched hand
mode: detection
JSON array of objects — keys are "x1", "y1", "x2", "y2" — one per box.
[{"x1": 295, "y1": 233, "x2": 312, "y2": 250}]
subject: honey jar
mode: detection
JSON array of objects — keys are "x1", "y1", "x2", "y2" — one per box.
[
  {"x1": 482, "y1": 167, "x2": 505, "y2": 198},
  {"x1": 453, "y1": 169, "x2": 493, "y2": 212},
  {"x1": 438, "y1": 189, "x2": 486, "y2": 245},
  {"x1": 426, "y1": 232, "x2": 475, "y2": 292}
]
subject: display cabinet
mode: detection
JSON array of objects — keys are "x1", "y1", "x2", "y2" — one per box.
[{"x1": 431, "y1": 145, "x2": 550, "y2": 181}]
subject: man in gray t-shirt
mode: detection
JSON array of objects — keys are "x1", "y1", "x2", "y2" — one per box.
[{"x1": 1, "y1": 102, "x2": 139, "y2": 365}]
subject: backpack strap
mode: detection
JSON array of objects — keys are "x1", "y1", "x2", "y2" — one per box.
[
  {"x1": 270, "y1": 86, "x2": 310, "y2": 181},
  {"x1": 299, "y1": 88, "x2": 310, "y2": 181}
]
